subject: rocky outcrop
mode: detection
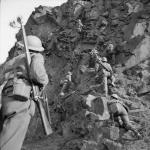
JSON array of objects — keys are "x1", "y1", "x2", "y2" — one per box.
[{"x1": 1, "y1": 0, "x2": 150, "y2": 150}]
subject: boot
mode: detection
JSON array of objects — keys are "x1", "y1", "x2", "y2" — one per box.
[{"x1": 124, "y1": 123, "x2": 142, "y2": 139}]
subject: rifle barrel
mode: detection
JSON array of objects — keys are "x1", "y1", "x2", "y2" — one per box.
[
  {"x1": 36, "y1": 99, "x2": 53, "y2": 135},
  {"x1": 19, "y1": 20, "x2": 53, "y2": 136},
  {"x1": 21, "y1": 24, "x2": 31, "y2": 66}
]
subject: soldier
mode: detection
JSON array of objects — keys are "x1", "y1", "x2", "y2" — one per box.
[
  {"x1": 59, "y1": 71, "x2": 72, "y2": 96},
  {"x1": 73, "y1": 0, "x2": 92, "y2": 20},
  {"x1": 73, "y1": 0, "x2": 85, "y2": 20},
  {"x1": 106, "y1": 42, "x2": 116, "y2": 65},
  {"x1": 77, "y1": 19, "x2": 84, "y2": 32},
  {"x1": 0, "y1": 35, "x2": 49, "y2": 150},
  {"x1": 95, "y1": 56, "x2": 115, "y2": 97},
  {"x1": 107, "y1": 94, "x2": 141, "y2": 139}
]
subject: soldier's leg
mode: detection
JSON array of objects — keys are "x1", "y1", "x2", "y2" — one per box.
[
  {"x1": 102, "y1": 71, "x2": 108, "y2": 97},
  {"x1": 110, "y1": 75, "x2": 115, "y2": 87},
  {"x1": 120, "y1": 109, "x2": 141, "y2": 138},
  {"x1": 122, "y1": 114, "x2": 140, "y2": 136},
  {"x1": 0, "y1": 109, "x2": 31, "y2": 150},
  {"x1": 117, "y1": 116, "x2": 123, "y2": 126},
  {"x1": 119, "y1": 107, "x2": 132, "y2": 130}
]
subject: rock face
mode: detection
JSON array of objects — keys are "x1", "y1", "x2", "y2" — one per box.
[{"x1": 1, "y1": 0, "x2": 150, "y2": 150}]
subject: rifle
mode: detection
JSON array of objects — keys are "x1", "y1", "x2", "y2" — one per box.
[
  {"x1": 42, "y1": 91, "x2": 52, "y2": 124},
  {"x1": 17, "y1": 17, "x2": 53, "y2": 135}
]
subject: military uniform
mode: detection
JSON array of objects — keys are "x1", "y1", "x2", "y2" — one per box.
[
  {"x1": 60, "y1": 72, "x2": 72, "y2": 96},
  {"x1": 0, "y1": 36, "x2": 49, "y2": 150},
  {"x1": 107, "y1": 95, "x2": 141, "y2": 138},
  {"x1": 95, "y1": 58, "x2": 115, "y2": 96}
]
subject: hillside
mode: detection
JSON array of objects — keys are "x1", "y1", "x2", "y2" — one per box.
[{"x1": 1, "y1": 0, "x2": 150, "y2": 150}]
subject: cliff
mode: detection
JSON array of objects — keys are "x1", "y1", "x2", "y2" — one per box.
[{"x1": 2, "y1": 0, "x2": 150, "y2": 150}]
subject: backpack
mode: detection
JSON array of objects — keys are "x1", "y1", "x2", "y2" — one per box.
[{"x1": 2, "y1": 54, "x2": 32, "y2": 101}]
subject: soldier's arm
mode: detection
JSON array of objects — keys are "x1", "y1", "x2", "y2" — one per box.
[
  {"x1": 3, "y1": 54, "x2": 25, "y2": 74},
  {"x1": 30, "y1": 54, "x2": 49, "y2": 87}
]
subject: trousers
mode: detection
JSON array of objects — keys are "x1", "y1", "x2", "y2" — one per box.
[
  {"x1": 112, "y1": 103, "x2": 137, "y2": 133},
  {"x1": 0, "y1": 96, "x2": 35, "y2": 150}
]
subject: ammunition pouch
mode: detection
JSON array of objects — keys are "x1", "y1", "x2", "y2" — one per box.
[{"x1": 3, "y1": 77, "x2": 31, "y2": 101}]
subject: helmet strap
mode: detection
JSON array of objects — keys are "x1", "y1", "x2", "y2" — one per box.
[{"x1": 29, "y1": 49, "x2": 41, "y2": 53}]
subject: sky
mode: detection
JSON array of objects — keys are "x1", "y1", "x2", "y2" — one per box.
[{"x1": 0, "y1": 0, "x2": 67, "y2": 64}]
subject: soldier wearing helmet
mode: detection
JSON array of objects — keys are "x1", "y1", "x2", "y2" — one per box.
[
  {"x1": 105, "y1": 42, "x2": 116, "y2": 65},
  {"x1": 0, "y1": 35, "x2": 49, "y2": 150},
  {"x1": 107, "y1": 94, "x2": 141, "y2": 139},
  {"x1": 94, "y1": 55, "x2": 115, "y2": 96},
  {"x1": 59, "y1": 71, "x2": 72, "y2": 96},
  {"x1": 101, "y1": 57, "x2": 107, "y2": 62}
]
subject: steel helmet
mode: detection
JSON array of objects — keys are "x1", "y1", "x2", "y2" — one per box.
[
  {"x1": 102, "y1": 57, "x2": 107, "y2": 62},
  {"x1": 18, "y1": 35, "x2": 44, "y2": 52},
  {"x1": 111, "y1": 94, "x2": 119, "y2": 99}
]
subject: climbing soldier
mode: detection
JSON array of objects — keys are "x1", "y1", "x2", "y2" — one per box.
[
  {"x1": 77, "y1": 19, "x2": 84, "y2": 32},
  {"x1": 90, "y1": 48, "x2": 115, "y2": 96},
  {"x1": 73, "y1": 0, "x2": 86, "y2": 20},
  {"x1": 107, "y1": 94, "x2": 141, "y2": 139},
  {"x1": 95, "y1": 56, "x2": 115, "y2": 96},
  {"x1": 106, "y1": 42, "x2": 116, "y2": 65},
  {"x1": 0, "y1": 35, "x2": 49, "y2": 150},
  {"x1": 59, "y1": 71, "x2": 72, "y2": 96}
]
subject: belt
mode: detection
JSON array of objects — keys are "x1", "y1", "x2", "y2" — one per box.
[{"x1": 17, "y1": 75, "x2": 28, "y2": 80}]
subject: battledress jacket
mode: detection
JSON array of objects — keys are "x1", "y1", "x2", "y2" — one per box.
[
  {"x1": 1, "y1": 53, "x2": 49, "y2": 116},
  {"x1": 107, "y1": 99, "x2": 129, "y2": 114},
  {"x1": 3, "y1": 53, "x2": 48, "y2": 86},
  {"x1": 95, "y1": 61, "x2": 113, "y2": 74}
]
